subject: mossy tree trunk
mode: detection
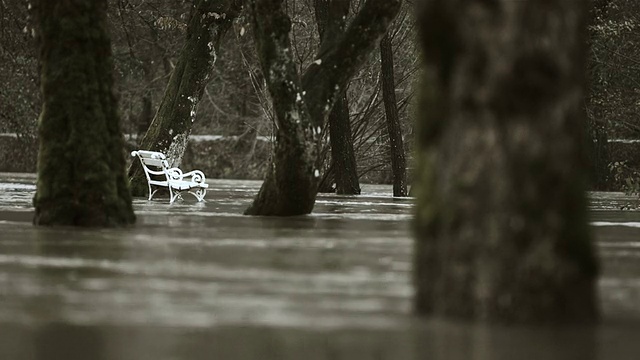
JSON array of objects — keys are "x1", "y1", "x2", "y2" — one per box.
[
  {"x1": 413, "y1": 0, "x2": 599, "y2": 323},
  {"x1": 380, "y1": 32, "x2": 407, "y2": 197},
  {"x1": 128, "y1": 0, "x2": 242, "y2": 196},
  {"x1": 314, "y1": 0, "x2": 361, "y2": 195},
  {"x1": 245, "y1": 0, "x2": 401, "y2": 215},
  {"x1": 33, "y1": 0, "x2": 135, "y2": 227}
]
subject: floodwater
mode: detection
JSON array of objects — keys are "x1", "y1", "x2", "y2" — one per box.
[{"x1": 1, "y1": 173, "x2": 640, "y2": 360}]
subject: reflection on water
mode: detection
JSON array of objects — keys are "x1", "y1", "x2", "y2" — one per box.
[{"x1": 0, "y1": 174, "x2": 639, "y2": 359}]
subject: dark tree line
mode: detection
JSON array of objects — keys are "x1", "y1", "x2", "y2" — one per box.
[
  {"x1": 586, "y1": 0, "x2": 640, "y2": 191},
  {"x1": 3, "y1": 0, "x2": 417, "y2": 195}
]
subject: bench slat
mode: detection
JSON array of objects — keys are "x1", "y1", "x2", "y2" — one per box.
[{"x1": 141, "y1": 158, "x2": 165, "y2": 168}]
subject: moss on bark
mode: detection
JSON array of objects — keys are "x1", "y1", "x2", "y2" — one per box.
[
  {"x1": 33, "y1": 0, "x2": 135, "y2": 227},
  {"x1": 413, "y1": 0, "x2": 599, "y2": 323}
]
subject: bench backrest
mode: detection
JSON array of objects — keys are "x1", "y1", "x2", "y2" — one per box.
[{"x1": 131, "y1": 150, "x2": 170, "y2": 184}]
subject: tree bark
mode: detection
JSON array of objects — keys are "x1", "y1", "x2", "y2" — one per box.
[
  {"x1": 33, "y1": 0, "x2": 135, "y2": 227},
  {"x1": 329, "y1": 93, "x2": 361, "y2": 194},
  {"x1": 380, "y1": 32, "x2": 407, "y2": 197},
  {"x1": 314, "y1": 0, "x2": 360, "y2": 195},
  {"x1": 413, "y1": 0, "x2": 599, "y2": 323},
  {"x1": 128, "y1": 0, "x2": 242, "y2": 196},
  {"x1": 244, "y1": 0, "x2": 317, "y2": 215},
  {"x1": 245, "y1": 0, "x2": 401, "y2": 215}
]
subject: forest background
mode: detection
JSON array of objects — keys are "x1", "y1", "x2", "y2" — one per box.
[{"x1": 0, "y1": 0, "x2": 637, "y2": 192}]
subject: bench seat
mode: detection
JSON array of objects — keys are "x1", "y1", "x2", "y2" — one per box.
[{"x1": 162, "y1": 179, "x2": 209, "y2": 191}]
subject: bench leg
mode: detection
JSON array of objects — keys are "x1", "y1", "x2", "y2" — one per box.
[
  {"x1": 189, "y1": 188, "x2": 206, "y2": 202},
  {"x1": 169, "y1": 187, "x2": 181, "y2": 204},
  {"x1": 147, "y1": 184, "x2": 154, "y2": 201},
  {"x1": 149, "y1": 188, "x2": 160, "y2": 201}
]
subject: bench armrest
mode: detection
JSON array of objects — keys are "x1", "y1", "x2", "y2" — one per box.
[
  {"x1": 182, "y1": 170, "x2": 207, "y2": 184},
  {"x1": 165, "y1": 168, "x2": 206, "y2": 184},
  {"x1": 165, "y1": 167, "x2": 184, "y2": 181}
]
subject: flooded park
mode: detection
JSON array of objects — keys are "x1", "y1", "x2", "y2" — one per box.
[{"x1": 1, "y1": 172, "x2": 640, "y2": 359}]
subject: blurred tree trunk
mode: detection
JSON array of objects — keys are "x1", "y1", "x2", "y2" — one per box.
[
  {"x1": 245, "y1": 0, "x2": 401, "y2": 215},
  {"x1": 315, "y1": 0, "x2": 361, "y2": 195},
  {"x1": 128, "y1": 0, "x2": 242, "y2": 196},
  {"x1": 33, "y1": 0, "x2": 135, "y2": 226},
  {"x1": 413, "y1": 0, "x2": 599, "y2": 323},
  {"x1": 380, "y1": 32, "x2": 407, "y2": 197}
]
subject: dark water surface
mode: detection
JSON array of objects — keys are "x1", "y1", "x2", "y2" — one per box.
[{"x1": 1, "y1": 173, "x2": 640, "y2": 359}]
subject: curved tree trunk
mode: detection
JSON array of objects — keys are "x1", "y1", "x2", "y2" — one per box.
[
  {"x1": 314, "y1": 0, "x2": 360, "y2": 195},
  {"x1": 413, "y1": 0, "x2": 599, "y2": 323},
  {"x1": 245, "y1": 0, "x2": 401, "y2": 216},
  {"x1": 33, "y1": 0, "x2": 135, "y2": 227},
  {"x1": 128, "y1": 0, "x2": 241, "y2": 196},
  {"x1": 244, "y1": 0, "x2": 318, "y2": 215},
  {"x1": 380, "y1": 32, "x2": 407, "y2": 197}
]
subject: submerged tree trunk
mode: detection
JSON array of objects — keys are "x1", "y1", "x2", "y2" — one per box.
[
  {"x1": 329, "y1": 93, "x2": 361, "y2": 194},
  {"x1": 245, "y1": 0, "x2": 401, "y2": 216},
  {"x1": 315, "y1": 0, "x2": 361, "y2": 195},
  {"x1": 128, "y1": 0, "x2": 241, "y2": 196},
  {"x1": 380, "y1": 32, "x2": 407, "y2": 197},
  {"x1": 586, "y1": 0, "x2": 612, "y2": 190},
  {"x1": 33, "y1": 0, "x2": 135, "y2": 227},
  {"x1": 413, "y1": 0, "x2": 599, "y2": 323},
  {"x1": 244, "y1": 0, "x2": 317, "y2": 215}
]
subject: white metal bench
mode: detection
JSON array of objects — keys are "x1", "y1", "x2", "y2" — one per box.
[{"x1": 131, "y1": 150, "x2": 208, "y2": 203}]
